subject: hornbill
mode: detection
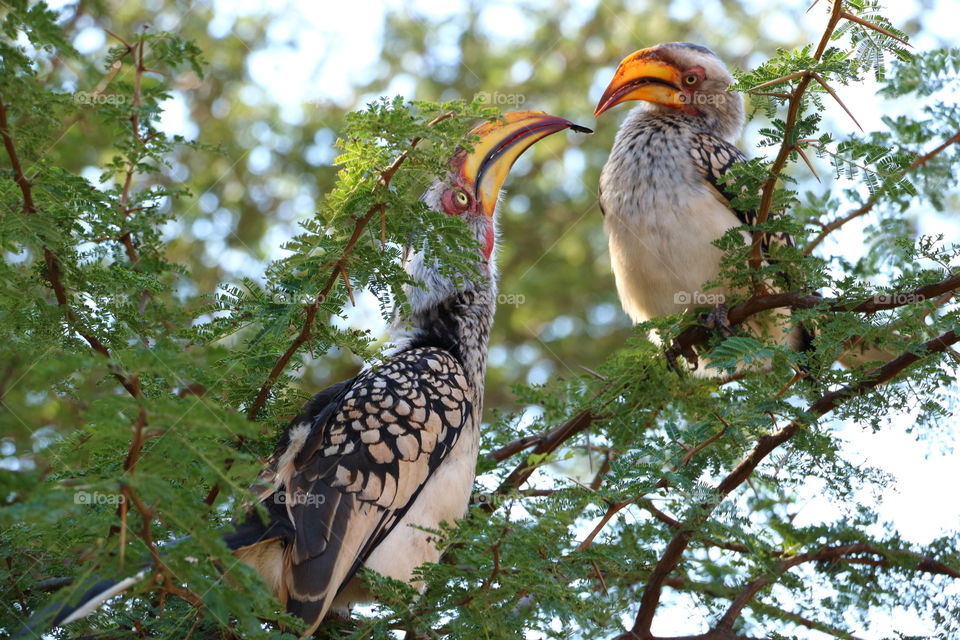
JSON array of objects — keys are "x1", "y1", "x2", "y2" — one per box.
[
  {"x1": 228, "y1": 111, "x2": 589, "y2": 632},
  {"x1": 23, "y1": 111, "x2": 590, "y2": 637},
  {"x1": 593, "y1": 42, "x2": 811, "y2": 373}
]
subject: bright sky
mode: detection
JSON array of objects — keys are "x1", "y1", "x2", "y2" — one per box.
[{"x1": 65, "y1": 0, "x2": 960, "y2": 636}]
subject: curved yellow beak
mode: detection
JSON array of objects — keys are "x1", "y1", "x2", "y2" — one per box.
[
  {"x1": 594, "y1": 49, "x2": 683, "y2": 118},
  {"x1": 459, "y1": 110, "x2": 592, "y2": 217}
]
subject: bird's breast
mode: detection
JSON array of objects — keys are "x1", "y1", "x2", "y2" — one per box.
[{"x1": 599, "y1": 122, "x2": 743, "y2": 322}]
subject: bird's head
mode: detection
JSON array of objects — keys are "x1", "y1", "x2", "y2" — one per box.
[
  {"x1": 422, "y1": 111, "x2": 591, "y2": 262},
  {"x1": 594, "y1": 42, "x2": 744, "y2": 139}
]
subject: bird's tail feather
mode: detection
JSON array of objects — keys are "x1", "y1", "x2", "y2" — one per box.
[
  {"x1": 14, "y1": 571, "x2": 149, "y2": 639},
  {"x1": 15, "y1": 526, "x2": 266, "y2": 638}
]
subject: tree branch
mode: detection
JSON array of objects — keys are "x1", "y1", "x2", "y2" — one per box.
[
  {"x1": 575, "y1": 500, "x2": 631, "y2": 552},
  {"x1": 805, "y1": 129, "x2": 960, "y2": 254},
  {"x1": 245, "y1": 110, "x2": 455, "y2": 422},
  {"x1": 748, "y1": 0, "x2": 845, "y2": 274},
  {"x1": 717, "y1": 542, "x2": 959, "y2": 631},
  {"x1": 670, "y1": 271, "x2": 960, "y2": 363},
  {"x1": 483, "y1": 410, "x2": 595, "y2": 513},
  {"x1": 625, "y1": 328, "x2": 959, "y2": 638},
  {"x1": 0, "y1": 93, "x2": 142, "y2": 398}
]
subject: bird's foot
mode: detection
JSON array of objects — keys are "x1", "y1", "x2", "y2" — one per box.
[
  {"x1": 666, "y1": 340, "x2": 699, "y2": 375},
  {"x1": 703, "y1": 303, "x2": 734, "y2": 338}
]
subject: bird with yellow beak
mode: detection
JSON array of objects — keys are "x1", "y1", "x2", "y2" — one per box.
[
  {"x1": 25, "y1": 111, "x2": 591, "y2": 639},
  {"x1": 594, "y1": 42, "x2": 810, "y2": 373},
  {"x1": 230, "y1": 112, "x2": 590, "y2": 636}
]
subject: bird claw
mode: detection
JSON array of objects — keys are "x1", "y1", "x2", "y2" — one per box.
[
  {"x1": 703, "y1": 303, "x2": 734, "y2": 338},
  {"x1": 666, "y1": 340, "x2": 699, "y2": 375}
]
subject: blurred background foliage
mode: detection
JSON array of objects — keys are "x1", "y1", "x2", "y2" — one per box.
[{"x1": 46, "y1": 0, "x2": 944, "y2": 411}]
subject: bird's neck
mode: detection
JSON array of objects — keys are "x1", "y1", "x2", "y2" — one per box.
[
  {"x1": 628, "y1": 101, "x2": 742, "y2": 142},
  {"x1": 391, "y1": 251, "x2": 496, "y2": 391}
]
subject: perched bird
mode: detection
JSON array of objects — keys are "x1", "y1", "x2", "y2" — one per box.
[
  {"x1": 20, "y1": 111, "x2": 589, "y2": 638},
  {"x1": 227, "y1": 111, "x2": 588, "y2": 633},
  {"x1": 593, "y1": 42, "x2": 810, "y2": 372}
]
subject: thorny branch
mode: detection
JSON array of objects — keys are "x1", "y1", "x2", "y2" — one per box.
[
  {"x1": 202, "y1": 111, "x2": 458, "y2": 506},
  {"x1": 747, "y1": 1, "x2": 911, "y2": 276},
  {"x1": 621, "y1": 328, "x2": 959, "y2": 639},
  {"x1": 0, "y1": 93, "x2": 141, "y2": 398},
  {"x1": 670, "y1": 271, "x2": 960, "y2": 365},
  {"x1": 747, "y1": 0, "x2": 845, "y2": 274},
  {"x1": 805, "y1": 129, "x2": 960, "y2": 254},
  {"x1": 717, "y1": 542, "x2": 959, "y2": 631},
  {"x1": 482, "y1": 409, "x2": 595, "y2": 513}
]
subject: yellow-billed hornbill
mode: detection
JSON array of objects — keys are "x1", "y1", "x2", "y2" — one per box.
[
  {"x1": 594, "y1": 43, "x2": 810, "y2": 372},
  {"x1": 26, "y1": 112, "x2": 590, "y2": 638},
  {"x1": 227, "y1": 112, "x2": 589, "y2": 632}
]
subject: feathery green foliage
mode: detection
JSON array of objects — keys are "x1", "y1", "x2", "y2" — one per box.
[{"x1": 1, "y1": 1, "x2": 958, "y2": 639}]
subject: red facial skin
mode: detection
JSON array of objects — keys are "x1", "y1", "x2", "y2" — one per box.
[
  {"x1": 438, "y1": 180, "x2": 495, "y2": 261},
  {"x1": 677, "y1": 65, "x2": 707, "y2": 116}
]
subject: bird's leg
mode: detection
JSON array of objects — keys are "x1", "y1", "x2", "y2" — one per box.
[
  {"x1": 666, "y1": 340, "x2": 698, "y2": 374},
  {"x1": 703, "y1": 303, "x2": 734, "y2": 338}
]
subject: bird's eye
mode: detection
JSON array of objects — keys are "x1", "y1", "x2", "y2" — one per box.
[
  {"x1": 454, "y1": 190, "x2": 469, "y2": 207},
  {"x1": 684, "y1": 74, "x2": 699, "y2": 85}
]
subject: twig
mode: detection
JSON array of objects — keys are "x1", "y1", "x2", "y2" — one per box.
[
  {"x1": 487, "y1": 433, "x2": 545, "y2": 462},
  {"x1": 805, "y1": 130, "x2": 960, "y2": 254},
  {"x1": 484, "y1": 410, "x2": 595, "y2": 512},
  {"x1": 750, "y1": 1, "x2": 844, "y2": 274},
  {"x1": 717, "y1": 542, "x2": 958, "y2": 631},
  {"x1": 679, "y1": 418, "x2": 728, "y2": 468},
  {"x1": 575, "y1": 500, "x2": 631, "y2": 552},
  {"x1": 625, "y1": 328, "x2": 959, "y2": 637},
  {"x1": 1, "y1": 93, "x2": 142, "y2": 397}
]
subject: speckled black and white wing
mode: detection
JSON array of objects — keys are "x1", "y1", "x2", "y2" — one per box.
[
  {"x1": 690, "y1": 132, "x2": 795, "y2": 257},
  {"x1": 690, "y1": 132, "x2": 813, "y2": 350},
  {"x1": 227, "y1": 346, "x2": 472, "y2": 625}
]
